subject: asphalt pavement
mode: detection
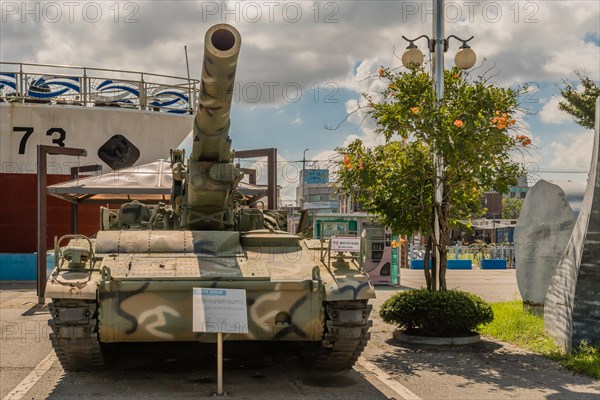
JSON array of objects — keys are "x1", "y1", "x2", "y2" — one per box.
[{"x1": 1, "y1": 269, "x2": 598, "y2": 399}]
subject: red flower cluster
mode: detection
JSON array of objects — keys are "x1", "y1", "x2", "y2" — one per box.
[
  {"x1": 344, "y1": 155, "x2": 352, "y2": 169},
  {"x1": 516, "y1": 134, "x2": 532, "y2": 146},
  {"x1": 391, "y1": 238, "x2": 406, "y2": 248},
  {"x1": 344, "y1": 155, "x2": 364, "y2": 170},
  {"x1": 492, "y1": 111, "x2": 516, "y2": 130}
]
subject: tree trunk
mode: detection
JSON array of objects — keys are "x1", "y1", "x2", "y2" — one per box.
[
  {"x1": 423, "y1": 235, "x2": 432, "y2": 290},
  {"x1": 438, "y1": 181, "x2": 451, "y2": 291},
  {"x1": 439, "y1": 242, "x2": 448, "y2": 291}
]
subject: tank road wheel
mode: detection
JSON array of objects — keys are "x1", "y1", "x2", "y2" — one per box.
[
  {"x1": 48, "y1": 300, "x2": 105, "y2": 371},
  {"x1": 310, "y1": 300, "x2": 373, "y2": 371}
]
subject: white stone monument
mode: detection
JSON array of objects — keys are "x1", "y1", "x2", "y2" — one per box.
[
  {"x1": 544, "y1": 97, "x2": 600, "y2": 353},
  {"x1": 515, "y1": 180, "x2": 575, "y2": 312}
]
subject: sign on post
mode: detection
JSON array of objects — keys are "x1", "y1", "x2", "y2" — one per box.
[
  {"x1": 331, "y1": 236, "x2": 361, "y2": 252},
  {"x1": 193, "y1": 288, "x2": 248, "y2": 396},
  {"x1": 192, "y1": 288, "x2": 248, "y2": 334}
]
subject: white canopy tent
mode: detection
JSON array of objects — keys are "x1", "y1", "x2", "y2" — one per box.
[{"x1": 47, "y1": 159, "x2": 268, "y2": 205}]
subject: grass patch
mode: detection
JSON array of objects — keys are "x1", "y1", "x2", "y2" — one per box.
[{"x1": 479, "y1": 300, "x2": 600, "y2": 379}]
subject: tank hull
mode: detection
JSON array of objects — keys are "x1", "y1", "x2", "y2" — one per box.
[
  {"x1": 46, "y1": 231, "x2": 374, "y2": 343},
  {"x1": 46, "y1": 232, "x2": 374, "y2": 371}
]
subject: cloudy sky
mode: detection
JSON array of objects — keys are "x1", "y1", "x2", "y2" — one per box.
[{"x1": 1, "y1": 0, "x2": 599, "y2": 204}]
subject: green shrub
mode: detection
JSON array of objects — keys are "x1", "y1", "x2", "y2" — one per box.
[{"x1": 380, "y1": 289, "x2": 494, "y2": 336}]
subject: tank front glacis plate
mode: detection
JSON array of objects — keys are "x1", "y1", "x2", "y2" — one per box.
[
  {"x1": 98, "y1": 280, "x2": 323, "y2": 342},
  {"x1": 301, "y1": 240, "x2": 376, "y2": 302},
  {"x1": 320, "y1": 272, "x2": 376, "y2": 302},
  {"x1": 93, "y1": 231, "x2": 326, "y2": 342},
  {"x1": 47, "y1": 230, "x2": 374, "y2": 345}
]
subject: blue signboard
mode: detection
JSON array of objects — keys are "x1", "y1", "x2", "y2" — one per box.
[
  {"x1": 509, "y1": 186, "x2": 529, "y2": 193},
  {"x1": 304, "y1": 169, "x2": 329, "y2": 184}
]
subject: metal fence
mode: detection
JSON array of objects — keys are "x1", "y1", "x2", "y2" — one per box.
[
  {"x1": 409, "y1": 243, "x2": 516, "y2": 268},
  {"x1": 0, "y1": 62, "x2": 200, "y2": 113}
]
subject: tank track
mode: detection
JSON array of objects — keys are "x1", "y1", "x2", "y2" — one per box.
[
  {"x1": 312, "y1": 300, "x2": 373, "y2": 371},
  {"x1": 48, "y1": 299, "x2": 105, "y2": 371}
]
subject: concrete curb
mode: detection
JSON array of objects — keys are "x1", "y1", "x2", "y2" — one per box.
[{"x1": 393, "y1": 330, "x2": 481, "y2": 345}]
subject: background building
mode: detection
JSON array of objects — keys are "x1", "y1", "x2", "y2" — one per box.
[
  {"x1": 506, "y1": 175, "x2": 530, "y2": 199},
  {"x1": 296, "y1": 168, "x2": 339, "y2": 213}
]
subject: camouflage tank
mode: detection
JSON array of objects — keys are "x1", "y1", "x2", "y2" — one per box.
[{"x1": 46, "y1": 23, "x2": 375, "y2": 372}]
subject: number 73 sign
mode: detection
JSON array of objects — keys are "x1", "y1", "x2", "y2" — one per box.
[{"x1": 13, "y1": 126, "x2": 67, "y2": 154}]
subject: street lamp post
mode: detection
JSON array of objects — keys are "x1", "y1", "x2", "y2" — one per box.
[
  {"x1": 301, "y1": 148, "x2": 309, "y2": 209},
  {"x1": 401, "y1": 0, "x2": 476, "y2": 290}
]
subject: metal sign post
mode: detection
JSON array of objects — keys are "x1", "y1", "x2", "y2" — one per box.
[
  {"x1": 217, "y1": 332, "x2": 223, "y2": 394},
  {"x1": 37, "y1": 145, "x2": 86, "y2": 304},
  {"x1": 192, "y1": 288, "x2": 248, "y2": 396}
]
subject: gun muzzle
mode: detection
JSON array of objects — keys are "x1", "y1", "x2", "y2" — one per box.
[{"x1": 192, "y1": 23, "x2": 242, "y2": 162}]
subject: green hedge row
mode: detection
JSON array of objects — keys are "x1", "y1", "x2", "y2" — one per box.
[{"x1": 380, "y1": 289, "x2": 494, "y2": 336}]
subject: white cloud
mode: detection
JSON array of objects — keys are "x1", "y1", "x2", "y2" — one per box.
[
  {"x1": 2, "y1": 1, "x2": 598, "y2": 97},
  {"x1": 539, "y1": 96, "x2": 572, "y2": 124},
  {"x1": 516, "y1": 130, "x2": 593, "y2": 186},
  {"x1": 542, "y1": 41, "x2": 600, "y2": 78},
  {"x1": 289, "y1": 108, "x2": 303, "y2": 126},
  {"x1": 243, "y1": 33, "x2": 276, "y2": 51},
  {"x1": 547, "y1": 132, "x2": 595, "y2": 171},
  {"x1": 341, "y1": 99, "x2": 386, "y2": 148},
  {"x1": 2, "y1": 1, "x2": 598, "y2": 199}
]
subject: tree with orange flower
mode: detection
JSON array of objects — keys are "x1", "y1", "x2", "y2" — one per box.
[
  {"x1": 559, "y1": 69, "x2": 599, "y2": 130},
  {"x1": 337, "y1": 66, "x2": 527, "y2": 290}
]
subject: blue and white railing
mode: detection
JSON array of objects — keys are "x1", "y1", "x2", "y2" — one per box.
[{"x1": 0, "y1": 62, "x2": 200, "y2": 114}]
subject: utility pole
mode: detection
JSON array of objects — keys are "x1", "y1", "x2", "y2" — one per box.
[
  {"x1": 301, "y1": 148, "x2": 309, "y2": 209},
  {"x1": 431, "y1": 0, "x2": 445, "y2": 291}
]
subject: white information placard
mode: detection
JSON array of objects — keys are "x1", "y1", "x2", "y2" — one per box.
[
  {"x1": 331, "y1": 236, "x2": 361, "y2": 252},
  {"x1": 192, "y1": 288, "x2": 248, "y2": 334}
]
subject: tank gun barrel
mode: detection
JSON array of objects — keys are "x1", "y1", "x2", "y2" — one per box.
[
  {"x1": 192, "y1": 24, "x2": 241, "y2": 162},
  {"x1": 171, "y1": 23, "x2": 243, "y2": 230}
]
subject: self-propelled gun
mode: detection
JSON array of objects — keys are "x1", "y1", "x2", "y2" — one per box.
[{"x1": 46, "y1": 23, "x2": 375, "y2": 371}]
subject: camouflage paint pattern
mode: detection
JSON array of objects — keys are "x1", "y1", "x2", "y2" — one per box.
[{"x1": 46, "y1": 230, "x2": 375, "y2": 343}]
